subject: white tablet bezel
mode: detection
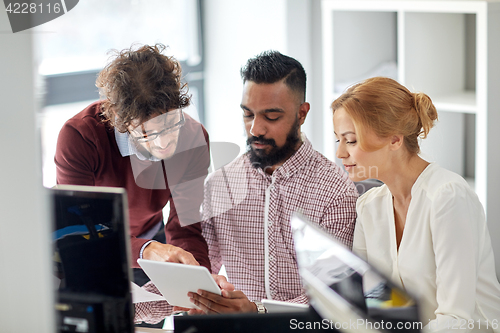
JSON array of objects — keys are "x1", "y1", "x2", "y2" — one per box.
[
  {"x1": 137, "y1": 259, "x2": 221, "y2": 309},
  {"x1": 261, "y1": 299, "x2": 309, "y2": 313}
]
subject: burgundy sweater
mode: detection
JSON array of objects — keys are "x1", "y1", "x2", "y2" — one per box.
[{"x1": 55, "y1": 101, "x2": 210, "y2": 270}]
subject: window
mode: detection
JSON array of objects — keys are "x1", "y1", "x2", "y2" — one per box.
[{"x1": 35, "y1": 0, "x2": 204, "y2": 188}]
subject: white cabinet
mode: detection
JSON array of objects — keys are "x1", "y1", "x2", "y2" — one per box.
[{"x1": 321, "y1": 0, "x2": 500, "y2": 277}]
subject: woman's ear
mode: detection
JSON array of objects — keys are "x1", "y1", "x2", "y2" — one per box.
[{"x1": 389, "y1": 134, "x2": 404, "y2": 151}]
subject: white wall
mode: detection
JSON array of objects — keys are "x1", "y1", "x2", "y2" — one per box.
[
  {"x1": 486, "y1": 7, "x2": 500, "y2": 279},
  {"x1": 203, "y1": 0, "x2": 286, "y2": 151},
  {"x1": 203, "y1": 0, "x2": 323, "y2": 154},
  {"x1": 0, "y1": 10, "x2": 55, "y2": 333},
  {"x1": 285, "y1": 0, "x2": 325, "y2": 152}
]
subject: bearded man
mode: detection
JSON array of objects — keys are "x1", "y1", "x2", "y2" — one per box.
[
  {"x1": 135, "y1": 51, "x2": 358, "y2": 323},
  {"x1": 189, "y1": 50, "x2": 358, "y2": 314}
]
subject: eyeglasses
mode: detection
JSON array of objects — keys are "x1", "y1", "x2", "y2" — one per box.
[{"x1": 129, "y1": 110, "x2": 185, "y2": 143}]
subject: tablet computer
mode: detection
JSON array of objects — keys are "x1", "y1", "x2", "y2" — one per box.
[
  {"x1": 261, "y1": 299, "x2": 309, "y2": 313},
  {"x1": 137, "y1": 259, "x2": 221, "y2": 309}
]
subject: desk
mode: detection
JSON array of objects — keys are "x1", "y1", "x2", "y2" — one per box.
[{"x1": 135, "y1": 328, "x2": 172, "y2": 333}]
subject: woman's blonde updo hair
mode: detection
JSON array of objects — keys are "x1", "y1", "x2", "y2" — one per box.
[{"x1": 331, "y1": 77, "x2": 438, "y2": 154}]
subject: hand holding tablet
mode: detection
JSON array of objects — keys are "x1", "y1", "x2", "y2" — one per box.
[{"x1": 137, "y1": 259, "x2": 221, "y2": 309}]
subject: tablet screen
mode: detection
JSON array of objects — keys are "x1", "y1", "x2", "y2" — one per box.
[{"x1": 137, "y1": 259, "x2": 221, "y2": 309}]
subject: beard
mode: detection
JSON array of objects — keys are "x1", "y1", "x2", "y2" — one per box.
[{"x1": 247, "y1": 117, "x2": 301, "y2": 169}]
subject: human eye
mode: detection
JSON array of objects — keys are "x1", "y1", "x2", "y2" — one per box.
[
  {"x1": 265, "y1": 116, "x2": 281, "y2": 121},
  {"x1": 346, "y1": 140, "x2": 357, "y2": 145},
  {"x1": 129, "y1": 131, "x2": 146, "y2": 141},
  {"x1": 243, "y1": 111, "x2": 254, "y2": 118},
  {"x1": 144, "y1": 132, "x2": 160, "y2": 142}
]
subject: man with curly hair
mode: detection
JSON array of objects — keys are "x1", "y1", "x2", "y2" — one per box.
[{"x1": 55, "y1": 44, "x2": 213, "y2": 283}]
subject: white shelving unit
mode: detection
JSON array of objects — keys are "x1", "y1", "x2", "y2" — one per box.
[{"x1": 321, "y1": 0, "x2": 500, "y2": 277}]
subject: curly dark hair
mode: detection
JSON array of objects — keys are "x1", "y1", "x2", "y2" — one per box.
[
  {"x1": 96, "y1": 43, "x2": 190, "y2": 132},
  {"x1": 240, "y1": 50, "x2": 306, "y2": 102}
]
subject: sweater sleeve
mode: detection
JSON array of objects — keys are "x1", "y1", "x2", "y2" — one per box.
[
  {"x1": 165, "y1": 209, "x2": 210, "y2": 271},
  {"x1": 163, "y1": 126, "x2": 211, "y2": 270},
  {"x1": 55, "y1": 118, "x2": 98, "y2": 186}
]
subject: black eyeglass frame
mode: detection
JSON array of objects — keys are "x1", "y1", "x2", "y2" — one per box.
[{"x1": 129, "y1": 110, "x2": 185, "y2": 144}]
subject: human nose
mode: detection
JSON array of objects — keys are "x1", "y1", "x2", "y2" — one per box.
[
  {"x1": 249, "y1": 116, "x2": 266, "y2": 137},
  {"x1": 152, "y1": 133, "x2": 170, "y2": 149},
  {"x1": 336, "y1": 142, "x2": 349, "y2": 159}
]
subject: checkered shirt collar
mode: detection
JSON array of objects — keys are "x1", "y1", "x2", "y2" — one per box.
[{"x1": 251, "y1": 135, "x2": 314, "y2": 180}]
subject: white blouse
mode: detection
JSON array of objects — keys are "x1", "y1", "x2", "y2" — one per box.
[{"x1": 354, "y1": 163, "x2": 500, "y2": 333}]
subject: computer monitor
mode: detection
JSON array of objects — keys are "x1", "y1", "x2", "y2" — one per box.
[
  {"x1": 51, "y1": 185, "x2": 134, "y2": 333},
  {"x1": 291, "y1": 212, "x2": 421, "y2": 333}
]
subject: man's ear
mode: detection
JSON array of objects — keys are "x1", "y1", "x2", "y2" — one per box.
[
  {"x1": 389, "y1": 134, "x2": 404, "y2": 151},
  {"x1": 298, "y1": 102, "x2": 310, "y2": 126}
]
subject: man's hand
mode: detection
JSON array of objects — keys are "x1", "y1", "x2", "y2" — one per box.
[
  {"x1": 142, "y1": 242, "x2": 199, "y2": 266},
  {"x1": 212, "y1": 274, "x2": 234, "y2": 292},
  {"x1": 182, "y1": 274, "x2": 236, "y2": 315},
  {"x1": 187, "y1": 288, "x2": 257, "y2": 314}
]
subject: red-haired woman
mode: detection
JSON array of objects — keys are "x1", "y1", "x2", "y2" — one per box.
[{"x1": 332, "y1": 77, "x2": 500, "y2": 332}]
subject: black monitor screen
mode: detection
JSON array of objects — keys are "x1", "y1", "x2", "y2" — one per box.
[{"x1": 51, "y1": 186, "x2": 132, "y2": 298}]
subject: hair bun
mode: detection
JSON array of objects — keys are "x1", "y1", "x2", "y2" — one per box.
[{"x1": 413, "y1": 92, "x2": 438, "y2": 139}]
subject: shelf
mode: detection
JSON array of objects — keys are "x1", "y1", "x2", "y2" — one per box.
[{"x1": 431, "y1": 91, "x2": 477, "y2": 114}]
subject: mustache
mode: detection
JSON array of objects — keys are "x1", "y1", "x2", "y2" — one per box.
[{"x1": 247, "y1": 136, "x2": 277, "y2": 148}]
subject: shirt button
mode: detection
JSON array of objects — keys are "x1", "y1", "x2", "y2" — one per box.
[{"x1": 269, "y1": 255, "x2": 275, "y2": 262}]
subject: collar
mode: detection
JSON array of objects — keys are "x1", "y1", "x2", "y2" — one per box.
[{"x1": 114, "y1": 128, "x2": 162, "y2": 162}]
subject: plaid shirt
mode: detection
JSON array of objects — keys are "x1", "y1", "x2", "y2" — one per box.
[
  {"x1": 134, "y1": 282, "x2": 172, "y2": 324},
  {"x1": 202, "y1": 138, "x2": 358, "y2": 304},
  {"x1": 134, "y1": 139, "x2": 358, "y2": 324}
]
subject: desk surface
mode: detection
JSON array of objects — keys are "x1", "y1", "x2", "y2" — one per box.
[{"x1": 135, "y1": 328, "x2": 172, "y2": 333}]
